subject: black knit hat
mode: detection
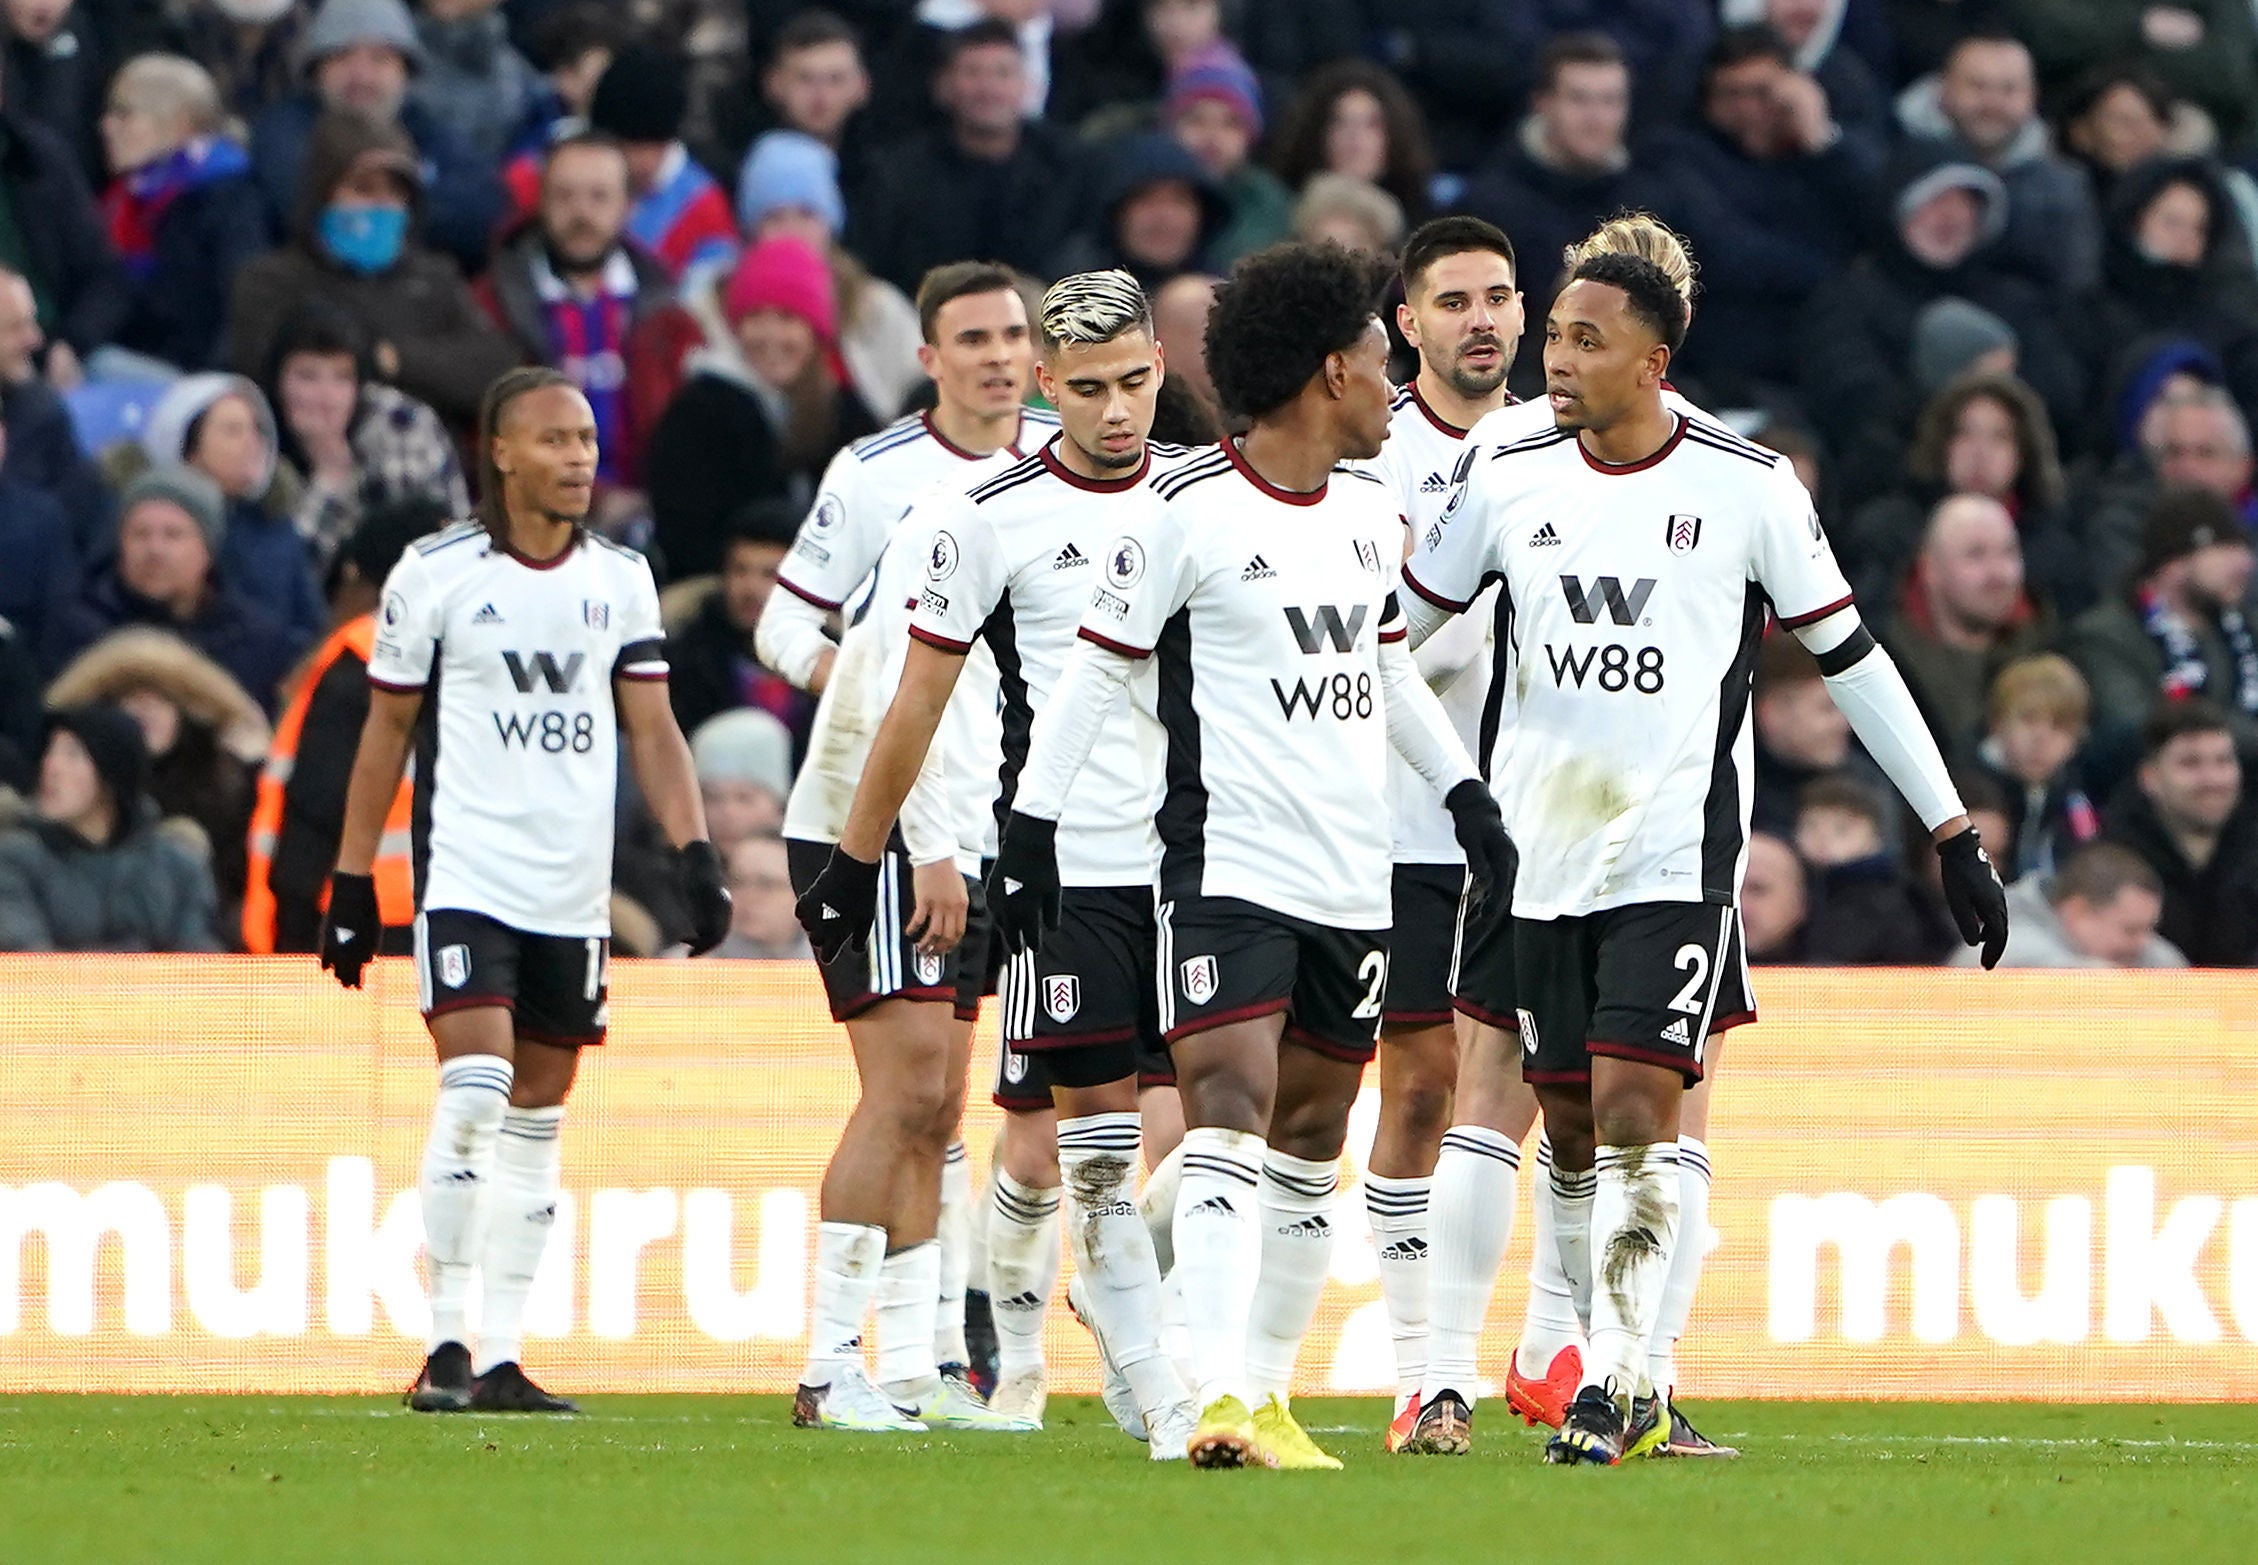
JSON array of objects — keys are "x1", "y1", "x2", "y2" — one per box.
[
  {"x1": 2138, "y1": 486, "x2": 2254, "y2": 578},
  {"x1": 588, "y1": 43, "x2": 689, "y2": 144},
  {"x1": 45, "y1": 704, "x2": 149, "y2": 842}
]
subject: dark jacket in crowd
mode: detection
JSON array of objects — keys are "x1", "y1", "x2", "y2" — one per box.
[
  {"x1": 1846, "y1": 482, "x2": 2089, "y2": 620},
  {"x1": 227, "y1": 112, "x2": 521, "y2": 428},
  {"x1": 665, "y1": 591, "x2": 817, "y2": 756},
  {"x1": 1, "y1": 11, "x2": 107, "y2": 184},
  {"x1": 267, "y1": 648, "x2": 371, "y2": 955},
  {"x1": 847, "y1": 121, "x2": 1087, "y2": 295},
  {"x1": 2062, "y1": 592, "x2": 2258, "y2": 757},
  {"x1": 1801, "y1": 851, "x2": 1957, "y2": 963},
  {"x1": 249, "y1": 93, "x2": 503, "y2": 275},
  {"x1": 1881, "y1": 586, "x2": 2057, "y2": 761},
  {"x1": 0, "y1": 376, "x2": 112, "y2": 558},
  {"x1": 0, "y1": 475, "x2": 80, "y2": 672},
  {"x1": 2101, "y1": 781, "x2": 2258, "y2": 966},
  {"x1": 217, "y1": 498, "x2": 327, "y2": 653},
  {"x1": 52, "y1": 569, "x2": 301, "y2": 719},
  {"x1": 1976, "y1": 748, "x2": 2104, "y2": 879},
  {"x1": 1047, "y1": 133, "x2": 1230, "y2": 293},
  {"x1": 0, "y1": 617, "x2": 38, "y2": 792},
  {"x1": 0, "y1": 106, "x2": 131, "y2": 357},
  {"x1": 108, "y1": 142, "x2": 270, "y2": 373},
  {"x1": 175, "y1": 5, "x2": 307, "y2": 122}
]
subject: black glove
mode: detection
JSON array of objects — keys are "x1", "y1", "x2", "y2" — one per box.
[
  {"x1": 318, "y1": 871, "x2": 380, "y2": 989},
  {"x1": 678, "y1": 839, "x2": 733, "y2": 956},
  {"x1": 1445, "y1": 779, "x2": 1519, "y2": 922},
  {"x1": 987, "y1": 811, "x2": 1062, "y2": 956},
  {"x1": 795, "y1": 847, "x2": 880, "y2": 964},
  {"x1": 1936, "y1": 825, "x2": 2009, "y2": 970}
]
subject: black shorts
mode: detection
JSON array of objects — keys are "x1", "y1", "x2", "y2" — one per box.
[
  {"x1": 415, "y1": 908, "x2": 609, "y2": 1046},
  {"x1": 786, "y1": 838, "x2": 986, "y2": 1023},
  {"x1": 1383, "y1": 862, "x2": 1464, "y2": 1029},
  {"x1": 1515, "y1": 901, "x2": 1755, "y2": 1087},
  {"x1": 991, "y1": 885, "x2": 1169, "y2": 1110},
  {"x1": 1156, "y1": 894, "x2": 1390, "y2": 1065},
  {"x1": 1450, "y1": 887, "x2": 1518, "y2": 1033}
]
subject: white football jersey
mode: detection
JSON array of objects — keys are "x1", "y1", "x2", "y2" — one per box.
[
  {"x1": 368, "y1": 523, "x2": 666, "y2": 938},
  {"x1": 1406, "y1": 414, "x2": 1853, "y2": 921},
  {"x1": 1076, "y1": 441, "x2": 1408, "y2": 930},
  {"x1": 1357, "y1": 383, "x2": 1507, "y2": 864},
  {"x1": 910, "y1": 439, "x2": 1189, "y2": 886},
  {"x1": 776, "y1": 408, "x2": 1058, "y2": 861}
]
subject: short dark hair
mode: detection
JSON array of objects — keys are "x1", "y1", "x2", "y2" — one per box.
[
  {"x1": 474, "y1": 367, "x2": 579, "y2": 535},
  {"x1": 1400, "y1": 216, "x2": 1516, "y2": 298},
  {"x1": 1945, "y1": 27, "x2": 2031, "y2": 69},
  {"x1": 1205, "y1": 241, "x2": 1392, "y2": 421},
  {"x1": 769, "y1": 8, "x2": 861, "y2": 61},
  {"x1": 265, "y1": 298, "x2": 370, "y2": 387},
  {"x1": 726, "y1": 498, "x2": 803, "y2": 551},
  {"x1": 2047, "y1": 841, "x2": 2162, "y2": 908},
  {"x1": 1566, "y1": 250, "x2": 1687, "y2": 353},
  {"x1": 543, "y1": 128, "x2": 628, "y2": 178},
  {"x1": 940, "y1": 18, "x2": 1020, "y2": 70},
  {"x1": 2063, "y1": 61, "x2": 2175, "y2": 128},
  {"x1": 2142, "y1": 696, "x2": 2236, "y2": 759},
  {"x1": 1798, "y1": 773, "x2": 1886, "y2": 833},
  {"x1": 1538, "y1": 32, "x2": 1624, "y2": 95},
  {"x1": 525, "y1": 2, "x2": 624, "y2": 74},
  {"x1": 914, "y1": 261, "x2": 1021, "y2": 342},
  {"x1": 1709, "y1": 22, "x2": 1793, "y2": 77}
]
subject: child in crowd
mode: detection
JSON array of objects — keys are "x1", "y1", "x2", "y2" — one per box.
[{"x1": 1976, "y1": 654, "x2": 2102, "y2": 878}]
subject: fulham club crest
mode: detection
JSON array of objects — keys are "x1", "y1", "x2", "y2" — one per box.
[
  {"x1": 583, "y1": 599, "x2": 610, "y2": 629},
  {"x1": 1180, "y1": 954, "x2": 1218, "y2": 1005},
  {"x1": 1044, "y1": 974, "x2": 1081, "y2": 1023},
  {"x1": 1665, "y1": 513, "x2": 1703, "y2": 555}
]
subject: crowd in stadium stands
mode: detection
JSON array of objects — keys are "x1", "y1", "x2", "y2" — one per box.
[{"x1": 0, "y1": 0, "x2": 2254, "y2": 969}]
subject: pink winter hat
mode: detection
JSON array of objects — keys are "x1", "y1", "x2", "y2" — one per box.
[{"x1": 723, "y1": 236, "x2": 837, "y2": 346}]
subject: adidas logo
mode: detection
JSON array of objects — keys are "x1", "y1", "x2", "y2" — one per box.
[
  {"x1": 1419, "y1": 471, "x2": 1451, "y2": 494},
  {"x1": 442, "y1": 1169, "x2": 481, "y2": 1184},
  {"x1": 1052, "y1": 542, "x2": 1089, "y2": 571},
  {"x1": 1662, "y1": 1018, "x2": 1691, "y2": 1045},
  {"x1": 1241, "y1": 554, "x2": 1276, "y2": 581},
  {"x1": 1186, "y1": 1196, "x2": 1239, "y2": 1220},
  {"x1": 1529, "y1": 522, "x2": 1562, "y2": 547},
  {"x1": 1275, "y1": 1216, "x2": 1331, "y2": 1239},
  {"x1": 818, "y1": 904, "x2": 840, "y2": 920},
  {"x1": 1378, "y1": 1237, "x2": 1429, "y2": 1262},
  {"x1": 472, "y1": 602, "x2": 504, "y2": 624},
  {"x1": 995, "y1": 1291, "x2": 1044, "y2": 1312}
]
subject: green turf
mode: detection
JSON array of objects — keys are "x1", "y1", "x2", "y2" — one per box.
[{"x1": 0, "y1": 1396, "x2": 2245, "y2": 1564}]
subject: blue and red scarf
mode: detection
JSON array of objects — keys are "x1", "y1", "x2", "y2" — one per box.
[
  {"x1": 534, "y1": 249, "x2": 639, "y2": 483},
  {"x1": 104, "y1": 137, "x2": 252, "y2": 279}
]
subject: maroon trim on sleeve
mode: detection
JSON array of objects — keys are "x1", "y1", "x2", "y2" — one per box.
[
  {"x1": 367, "y1": 676, "x2": 426, "y2": 694},
  {"x1": 1077, "y1": 626, "x2": 1153, "y2": 659},
  {"x1": 908, "y1": 624, "x2": 974, "y2": 655},
  {"x1": 1776, "y1": 593, "x2": 1856, "y2": 630},
  {"x1": 1402, "y1": 566, "x2": 1470, "y2": 614},
  {"x1": 776, "y1": 576, "x2": 843, "y2": 612}
]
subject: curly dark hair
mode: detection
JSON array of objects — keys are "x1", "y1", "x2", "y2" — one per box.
[
  {"x1": 1567, "y1": 251, "x2": 1687, "y2": 354},
  {"x1": 1907, "y1": 371, "x2": 2064, "y2": 510},
  {"x1": 1269, "y1": 59, "x2": 1435, "y2": 220},
  {"x1": 1205, "y1": 242, "x2": 1393, "y2": 421}
]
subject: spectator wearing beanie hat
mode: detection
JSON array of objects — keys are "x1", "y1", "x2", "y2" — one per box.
[
  {"x1": 585, "y1": 42, "x2": 738, "y2": 280},
  {"x1": 248, "y1": 0, "x2": 502, "y2": 273},
  {"x1": 644, "y1": 237, "x2": 879, "y2": 582},
  {"x1": 53, "y1": 467, "x2": 301, "y2": 717},
  {"x1": 0, "y1": 703, "x2": 220, "y2": 952},
  {"x1": 1164, "y1": 43, "x2": 1291, "y2": 266}
]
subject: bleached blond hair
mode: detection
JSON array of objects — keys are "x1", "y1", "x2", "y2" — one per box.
[
  {"x1": 1038, "y1": 269, "x2": 1153, "y2": 351},
  {"x1": 1564, "y1": 211, "x2": 1699, "y2": 306}
]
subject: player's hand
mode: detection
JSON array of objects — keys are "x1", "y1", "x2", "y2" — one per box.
[
  {"x1": 796, "y1": 847, "x2": 878, "y2": 963},
  {"x1": 1444, "y1": 779, "x2": 1518, "y2": 923},
  {"x1": 987, "y1": 811, "x2": 1062, "y2": 956},
  {"x1": 678, "y1": 839, "x2": 733, "y2": 957},
  {"x1": 1936, "y1": 825, "x2": 2008, "y2": 969},
  {"x1": 318, "y1": 872, "x2": 380, "y2": 989},
  {"x1": 906, "y1": 858, "x2": 969, "y2": 957}
]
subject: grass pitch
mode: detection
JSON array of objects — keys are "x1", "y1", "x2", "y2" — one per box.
[{"x1": 0, "y1": 1396, "x2": 2244, "y2": 1565}]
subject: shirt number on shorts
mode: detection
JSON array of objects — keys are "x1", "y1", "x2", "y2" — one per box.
[
  {"x1": 1668, "y1": 943, "x2": 1709, "y2": 1015},
  {"x1": 1350, "y1": 949, "x2": 1389, "y2": 1020}
]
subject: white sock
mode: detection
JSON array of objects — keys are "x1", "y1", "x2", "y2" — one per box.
[
  {"x1": 1058, "y1": 1113, "x2": 1184, "y2": 1419},
  {"x1": 418, "y1": 1053, "x2": 511, "y2": 1352},
  {"x1": 967, "y1": 1159, "x2": 995, "y2": 1292},
  {"x1": 1646, "y1": 1137, "x2": 1711, "y2": 1398},
  {"x1": 1245, "y1": 1148, "x2": 1338, "y2": 1405},
  {"x1": 1172, "y1": 1126, "x2": 1264, "y2": 1407},
  {"x1": 1581, "y1": 1144, "x2": 1682, "y2": 1401},
  {"x1": 1422, "y1": 1127, "x2": 1520, "y2": 1406},
  {"x1": 985, "y1": 1169, "x2": 1060, "y2": 1379},
  {"x1": 1138, "y1": 1142, "x2": 1184, "y2": 1277},
  {"x1": 474, "y1": 1105, "x2": 563, "y2": 1375},
  {"x1": 1362, "y1": 1172, "x2": 1431, "y2": 1403},
  {"x1": 934, "y1": 1141, "x2": 971, "y2": 1369},
  {"x1": 876, "y1": 1241, "x2": 943, "y2": 1394},
  {"x1": 1517, "y1": 1135, "x2": 1588, "y2": 1371},
  {"x1": 801, "y1": 1221, "x2": 885, "y2": 1387},
  {"x1": 1158, "y1": 1266, "x2": 1191, "y2": 1380}
]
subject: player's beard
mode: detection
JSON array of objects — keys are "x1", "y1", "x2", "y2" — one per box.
[
  {"x1": 1075, "y1": 435, "x2": 1144, "y2": 472},
  {"x1": 1443, "y1": 335, "x2": 1511, "y2": 400}
]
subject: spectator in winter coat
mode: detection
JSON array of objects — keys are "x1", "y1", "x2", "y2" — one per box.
[
  {"x1": 1955, "y1": 843, "x2": 2184, "y2": 968},
  {"x1": 96, "y1": 54, "x2": 267, "y2": 374},
  {"x1": 0, "y1": 613, "x2": 38, "y2": 791},
  {"x1": 0, "y1": 435, "x2": 77, "y2": 671},
  {"x1": 410, "y1": 0, "x2": 538, "y2": 165},
  {"x1": 1880, "y1": 494, "x2": 2056, "y2": 757},
  {"x1": 2075, "y1": 373, "x2": 2258, "y2": 595},
  {"x1": 645, "y1": 237, "x2": 879, "y2": 582},
  {"x1": 1049, "y1": 131, "x2": 1228, "y2": 292},
  {"x1": 477, "y1": 132, "x2": 674, "y2": 487},
  {"x1": 1, "y1": 0, "x2": 106, "y2": 182},
  {"x1": 1750, "y1": 630, "x2": 1893, "y2": 840},
  {"x1": 228, "y1": 109, "x2": 519, "y2": 430},
  {"x1": 1654, "y1": 23, "x2": 1882, "y2": 396},
  {"x1": 690, "y1": 707, "x2": 794, "y2": 858},
  {"x1": 1290, "y1": 173, "x2": 1406, "y2": 258},
  {"x1": 846, "y1": 21, "x2": 1085, "y2": 295},
  {"x1": 248, "y1": 0, "x2": 502, "y2": 273},
  {"x1": 0, "y1": 95, "x2": 129, "y2": 385},
  {"x1": 1719, "y1": 0, "x2": 1892, "y2": 155},
  {"x1": 703, "y1": 834, "x2": 811, "y2": 961},
  {"x1": 1739, "y1": 830, "x2": 1811, "y2": 962},
  {"x1": 1269, "y1": 59, "x2": 1434, "y2": 224},
  {"x1": 0, "y1": 703, "x2": 218, "y2": 952},
  {"x1": 53, "y1": 467, "x2": 301, "y2": 714},
  {"x1": 1897, "y1": 30, "x2": 2102, "y2": 293},
  {"x1": 1974, "y1": 653, "x2": 2104, "y2": 877},
  {"x1": 582, "y1": 41, "x2": 737, "y2": 281},
  {"x1": 2101, "y1": 697, "x2": 2258, "y2": 965},
  {"x1": 2064, "y1": 487, "x2": 2258, "y2": 760},
  {"x1": 2057, "y1": 63, "x2": 2177, "y2": 213},
  {"x1": 2012, "y1": 0, "x2": 2258, "y2": 146},
  {"x1": 0, "y1": 266, "x2": 109, "y2": 553},
  {"x1": 1163, "y1": 43, "x2": 1290, "y2": 267},
  {"x1": 1793, "y1": 773, "x2": 1957, "y2": 962},
  {"x1": 260, "y1": 299, "x2": 468, "y2": 572},
  {"x1": 176, "y1": 0, "x2": 307, "y2": 123},
  {"x1": 704, "y1": 8, "x2": 873, "y2": 207},
  {"x1": 137, "y1": 373, "x2": 325, "y2": 649},
  {"x1": 1517, "y1": 0, "x2": 1715, "y2": 133},
  {"x1": 664, "y1": 500, "x2": 816, "y2": 750}
]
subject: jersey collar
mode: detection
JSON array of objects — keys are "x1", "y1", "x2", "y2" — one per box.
[
  {"x1": 1225, "y1": 436, "x2": 1326, "y2": 506},
  {"x1": 494, "y1": 527, "x2": 584, "y2": 569},
  {"x1": 922, "y1": 407, "x2": 1037, "y2": 461},
  {"x1": 1406, "y1": 380, "x2": 1473, "y2": 439},
  {"x1": 1038, "y1": 435, "x2": 1149, "y2": 491},
  {"x1": 1576, "y1": 413, "x2": 1687, "y2": 476}
]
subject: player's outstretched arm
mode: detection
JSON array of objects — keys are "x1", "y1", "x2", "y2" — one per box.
[
  {"x1": 323, "y1": 686, "x2": 420, "y2": 988},
  {"x1": 617, "y1": 676, "x2": 732, "y2": 956},
  {"x1": 1790, "y1": 606, "x2": 2009, "y2": 966}
]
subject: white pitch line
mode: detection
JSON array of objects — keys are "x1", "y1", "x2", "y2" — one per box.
[{"x1": 1751, "y1": 1433, "x2": 2258, "y2": 1453}]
